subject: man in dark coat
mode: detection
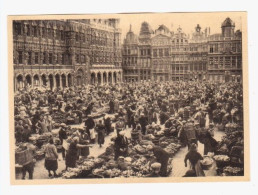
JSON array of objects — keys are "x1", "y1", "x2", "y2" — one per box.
[
  {"x1": 84, "y1": 115, "x2": 95, "y2": 137},
  {"x1": 104, "y1": 116, "x2": 112, "y2": 135},
  {"x1": 150, "y1": 145, "x2": 170, "y2": 177},
  {"x1": 109, "y1": 99, "x2": 115, "y2": 114},
  {"x1": 59, "y1": 124, "x2": 68, "y2": 159},
  {"x1": 114, "y1": 131, "x2": 128, "y2": 160},
  {"x1": 139, "y1": 113, "x2": 148, "y2": 135}
]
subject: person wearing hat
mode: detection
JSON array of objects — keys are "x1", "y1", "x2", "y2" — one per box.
[
  {"x1": 114, "y1": 130, "x2": 128, "y2": 160},
  {"x1": 104, "y1": 115, "x2": 112, "y2": 135},
  {"x1": 139, "y1": 112, "x2": 148, "y2": 135},
  {"x1": 95, "y1": 119, "x2": 105, "y2": 148},
  {"x1": 184, "y1": 143, "x2": 205, "y2": 177},
  {"x1": 59, "y1": 123, "x2": 68, "y2": 159},
  {"x1": 35, "y1": 116, "x2": 48, "y2": 135},
  {"x1": 115, "y1": 116, "x2": 125, "y2": 136},
  {"x1": 15, "y1": 120, "x2": 25, "y2": 143},
  {"x1": 84, "y1": 114, "x2": 95, "y2": 139}
]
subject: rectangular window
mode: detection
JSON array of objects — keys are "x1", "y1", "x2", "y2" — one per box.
[
  {"x1": 215, "y1": 44, "x2": 218, "y2": 52},
  {"x1": 61, "y1": 53, "x2": 65, "y2": 65},
  {"x1": 76, "y1": 33, "x2": 79, "y2": 41},
  {"x1": 61, "y1": 31, "x2": 64, "y2": 40},
  {"x1": 159, "y1": 49, "x2": 163, "y2": 57},
  {"x1": 153, "y1": 49, "x2": 157, "y2": 57},
  {"x1": 33, "y1": 26, "x2": 37, "y2": 37},
  {"x1": 165, "y1": 49, "x2": 169, "y2": 56},
  {"x1": 225, "y1": 57, "x2": 231, "y2": 67},
  {"x1": 28, "y1": 52, "x2": 32, "y2": 65},
  {"x1": 237, "y1": 56, "x2": 242, "y2": 68},
  {"x1": 76, "y1": 54, "x2": 80, "y2": 63},
  {"x1": 48, "y1": 29, "x2": 52, "y2": 38},
  {"x1": 18, "y1": 51, "x2": 23, "y2": 64},
  {"x1": 43, "y1": 53, "x2": 47, "y2": 64},
  {"x1": 35, "y1": 52, "x2": 39, "y2": 64},
  {"x1": 49, "y1": 53, "x2": 53, "y2": 64},
  {"x1": 26, "y1": 25, "x2": 30, "y2": 36},
  {"x1": 42, "y1": 28, "x2": 46, "y2": 37}
]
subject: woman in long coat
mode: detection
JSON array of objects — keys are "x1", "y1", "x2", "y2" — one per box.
[
  {"x1": 65, "y1": 137, "x2": 89, "y2": 169},
  {"x1": 96, "y1": 120, "x2": 105, "y2": 147}
]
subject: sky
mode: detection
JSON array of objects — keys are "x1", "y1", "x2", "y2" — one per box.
[{"x1": 115, "y1": 12, "x2": 243, "y2": 40}]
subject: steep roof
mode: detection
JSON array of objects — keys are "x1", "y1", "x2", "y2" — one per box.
[{"x1": 221, "y1": 17, "x2": 235, "y2": 27}]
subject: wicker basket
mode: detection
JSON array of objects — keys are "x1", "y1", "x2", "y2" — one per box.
[{"x1": 15, "y1": 149, "x2": 33, "y2": 166}]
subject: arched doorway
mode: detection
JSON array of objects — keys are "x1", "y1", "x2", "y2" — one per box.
[
  {"x1": 76, "y1": 69, "x2": 83, "y2": 87},
  {"x1": 91, "y1": 73, "x2": 96, "y2": 85},
  {"x1": 33, "y1": 75, "x2": 40, "y2": 87},
  {"x1": 103, "y1": 72, "x2": 107, "y2": 84},
  {"x1": 41, "y1": 75, "x2": 47, "y2": 87},
  {"x1": 55, "y1": 74, "x2": 60, "y2": 88},
  {"x1": 16, "y1": 75, "x2": 23, "y2": 89},
  {"x1": 25, "y1": 75, "x2": 32, "y2": 87},
  {"x1": 67, "y1": 74, "x2": 72, "y2": 87},
  {"x1": 108, "y1": 72, "x2": 112, "y2": 83},
  {"x1": 113, "y1": 72, "x2": 117, "y2": 83},
  {"x1": 61, "y1": 74, "x2": 66, "y2": 88},
  {"x1": 97, "y1": 72, "x2": 101, "y2": 85},
  {"x1": 49, "y1": 75, "x2": 54, "y2": 90}
]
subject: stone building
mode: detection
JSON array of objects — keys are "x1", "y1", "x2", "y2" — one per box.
[
  {"x1": 188, "y1": 24, "x2": 209, "y2": 81},
  {"x1": 208, "y1": 17, "x2": 242, "y2": 82},
  {"x1": 13, "y1": 19, "x2": 122, "y2": 91},
  {"x1": 122, "y1": 17, "x2": 242, "y2": 83}
]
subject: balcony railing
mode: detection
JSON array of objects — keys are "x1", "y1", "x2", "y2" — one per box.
[{"x1": 14, "y1": 65, "x2": 74, "y2": 70}]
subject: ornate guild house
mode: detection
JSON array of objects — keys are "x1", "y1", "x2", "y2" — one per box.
[
  {"x1": 122, "y1": 17, "x2": 242, "y2": 83},
  {"x1": 13, "y1": 19, "x2": 123, "y2": 91}
]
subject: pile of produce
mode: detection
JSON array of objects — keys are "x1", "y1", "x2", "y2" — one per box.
[
  {"x1": 62, "y1": 168, "x2": 82, "y2": 179},
  {"x1": 225, "y1": 123, "x2": 240, "y2": 133},
  {"x1": 213, "y1": 155, "x2": 230, "y2": 162},
  {"x1": 164, "y1": 143, "x2": 181, "y2": 157},
  {"x1": 222, "y1": 166, "x2": 244, "y2": 176},
  {"x1": 52, "y1": 112, "x2": 67, "y2": 123}
]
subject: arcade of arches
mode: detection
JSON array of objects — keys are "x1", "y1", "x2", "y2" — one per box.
[
  {"x1": 14, "y1": 73, "x2": 73, "y2": 91},
  {"x1": 90, "y1": 70, "x2": 122, "y2": 85},
  {"x1": 14, "y1": 70, "x2": 122, "y2": 91}
]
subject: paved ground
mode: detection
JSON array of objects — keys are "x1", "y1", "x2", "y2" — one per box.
[{"x1": 17, "y1": 116, "x2": 224, "y2": 179}]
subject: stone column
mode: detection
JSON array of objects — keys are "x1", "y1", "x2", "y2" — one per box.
[
  {"x1": 66, "y1": 75, "x2": 68, "y2": 87},
  {"x1": 106, "y1": 73, "x2": 109, "y2": 84},
  {"x1": 31, "y1": 75, "x2": 34, "y2": 89},
  {"x1": 53, "y1": 75, "x2": 56, "y2": 90},
  {"x1": 111, "y1": 71, "x2": 114, "y2": 84},
  {"x1": 100, "y1": 72, "x2": 103, "y2": 85}
]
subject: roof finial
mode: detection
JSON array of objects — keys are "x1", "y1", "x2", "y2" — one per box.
[{"x1": 129, "y1": 24, "x2": 132, "y2": 32}]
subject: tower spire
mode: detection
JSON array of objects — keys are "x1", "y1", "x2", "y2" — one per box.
[{"x1": 129, "y1": 24, "x2": 132, "y2": 32}]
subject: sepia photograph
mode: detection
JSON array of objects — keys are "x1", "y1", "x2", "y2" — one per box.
[{"x1": 8, "y1": 12, "x2": 249, "y2": 184}]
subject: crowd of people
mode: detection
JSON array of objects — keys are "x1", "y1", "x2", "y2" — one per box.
[{"x1": 14, "y1": 80, "x2": 243, "y2": 179}]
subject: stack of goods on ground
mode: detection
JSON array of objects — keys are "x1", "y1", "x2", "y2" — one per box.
[
  {"x1": 60, "y1": 124, "x2": 181, "y2": 178},
  {"x1": 214, "y1": 122, "x2": 244, "y2": 176}
]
